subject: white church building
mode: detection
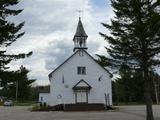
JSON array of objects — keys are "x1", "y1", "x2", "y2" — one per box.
[{"x1": 39, "y1": 18, "x2": 113, "y2": 111}]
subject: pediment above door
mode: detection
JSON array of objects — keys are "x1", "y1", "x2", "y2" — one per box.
[{"x1": 72, "y1": 80, "x2": 92, "y2": 91}]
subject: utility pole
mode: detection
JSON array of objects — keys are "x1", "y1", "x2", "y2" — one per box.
[
  {"x1": 15, "y1": 65, "x2": 24, "y2": 102},
  {"x1": 153, "y1": 75, "x2": 159, "y2": 105},
  {"x1": 15, "y1": 79, "x2": 18, "y2": 102},
  {"x1": 154, "y1": 81, "x2": 158, "y2": 104}
]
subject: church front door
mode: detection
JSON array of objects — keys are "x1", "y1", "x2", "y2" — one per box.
[{"x1": 76, "y1": 90, "x2": 87, "y2": 103}]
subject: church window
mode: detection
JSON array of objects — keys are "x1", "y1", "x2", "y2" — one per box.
[
  {"x1": 41, "y1": 97, "x2": 43, "y2": 101},
  {"x1": 77, "y1": 66, "x2": 86, "y2": 75}
]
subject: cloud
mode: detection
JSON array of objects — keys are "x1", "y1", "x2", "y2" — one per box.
[{"x1": 8, "y1": 0, "x2": 114, "y2": 85}]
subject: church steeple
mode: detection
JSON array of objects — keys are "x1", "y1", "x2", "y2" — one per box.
[{"x1": 73, "y1": 17, "x2": 88, "y2": 52}]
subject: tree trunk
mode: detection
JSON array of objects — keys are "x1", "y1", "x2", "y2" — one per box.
[{"x1": 143, "y1": 70, "x2": 154, "y2": 120}]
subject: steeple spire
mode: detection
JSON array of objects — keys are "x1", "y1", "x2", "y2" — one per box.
[{"x1": 73, "y1": 17, "x2": 88, "y2": 52}]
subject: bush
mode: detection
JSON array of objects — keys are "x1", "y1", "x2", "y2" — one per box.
[{"x1": 32, "y1": 104, "x2": 40, "y2": 111}]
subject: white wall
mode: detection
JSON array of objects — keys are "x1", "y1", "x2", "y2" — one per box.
[
  {"x1": 49, "y1": 50, "x2": 112, "y2": 106},
  {"x1": 39, "y1": 93, "x2": 50, "y2": 105}
]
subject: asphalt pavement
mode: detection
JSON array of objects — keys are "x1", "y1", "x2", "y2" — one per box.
[{"x1": 0, "y1": 105, "x2": 159, "y2": 120}]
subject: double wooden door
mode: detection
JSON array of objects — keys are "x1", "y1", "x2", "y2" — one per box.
[{"x1": 76, "y1": 90, "x2": 87, "y2": 103}]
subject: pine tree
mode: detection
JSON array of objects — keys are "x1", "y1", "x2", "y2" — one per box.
[
  {"x1": 15, "y1": 66, "x2": 35, "y2": 101},
  {"x1": 114, "y1": 66, "x2": 144, "y2": 103},
  {"x1": 0, "y1": 0, "x2": 32, "y2": 86},
  {"x1": 99, "y1": 0, "x2": 160, "y2": 120}
]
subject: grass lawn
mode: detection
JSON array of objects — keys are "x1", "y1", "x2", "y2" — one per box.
[
  {"x1": 13, "y1": 101, "x2": 38, "y2": 106},
  {"x1": 115, "y1": 102, "x2": 160, "y2": 106}
]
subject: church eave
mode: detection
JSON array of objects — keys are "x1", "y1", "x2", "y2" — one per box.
[
  {"x1": 74, "y1": 33, "x2": 88, "y2": 38},
  {"x1": 73, "y1": 47, "x2": 88, "y2": 52},
  {"x1": 73, "y1": 35, "x2": 88, "y2": 41}
]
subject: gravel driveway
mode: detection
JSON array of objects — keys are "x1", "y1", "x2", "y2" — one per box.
[{"x1": 0, "y1": 105, "x2": 159, "y2": 120}]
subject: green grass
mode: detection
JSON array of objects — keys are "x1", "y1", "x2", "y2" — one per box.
[
  {"x1": 13, "y1": 101, "x2": 37, "y2": 106},
  {"x1": 31, "y1": 104, "x2": 40, "y2": 111},
  {"x1": 114, "y1": 102, "x2": 145, "y2": 106},
  {"x1": 114, "y1": 102, "x2": 160, "y2": 106}
]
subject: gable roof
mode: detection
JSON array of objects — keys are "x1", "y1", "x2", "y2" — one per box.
[
  {"x1": 48, "y1": 50, "x2": 113, "y2": 80},
  {"x1": 84, "y1": 50, "x2": 113, "y2": 77},
  {"x1": 48, "y1": 50, "x2": 79, "y2": 79}
]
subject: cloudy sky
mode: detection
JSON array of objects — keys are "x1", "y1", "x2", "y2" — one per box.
[{"x1": 8, "y1": 0, "x2": 114, "y2": 85}]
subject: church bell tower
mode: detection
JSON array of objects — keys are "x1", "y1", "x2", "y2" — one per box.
[{"x1": 73, "y1": 17, "x2": 88, "y2": 52}]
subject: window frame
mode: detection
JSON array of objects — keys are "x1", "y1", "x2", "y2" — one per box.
[{"x1": 77, "y1": 66, "x2": 86, "y2": 75}]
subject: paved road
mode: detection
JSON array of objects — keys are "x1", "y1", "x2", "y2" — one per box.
[{"x1": 0, "y1": 105, "x2": 159, "y2": 120}]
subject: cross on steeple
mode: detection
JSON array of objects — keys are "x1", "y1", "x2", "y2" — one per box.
[{"x1": 76, "y1": 9, "x2": 83, "y2": 18}]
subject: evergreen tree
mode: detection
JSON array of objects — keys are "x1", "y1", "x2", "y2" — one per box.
[
  {"x1": 0, "y1": 0, "x2": 32, "y2": 87},
  {"x1": 16, "y1": 66, "x2": 35, "y2": 101},
  {"x1": 113, "y1": 66, "x2": 144, "y2": 103},
  {"x1": 99, "y1": 0, "x2": 160, "y2": 120},
  {"x1": 8, "y1": 66, "x2": 35, "y2": 101}
]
